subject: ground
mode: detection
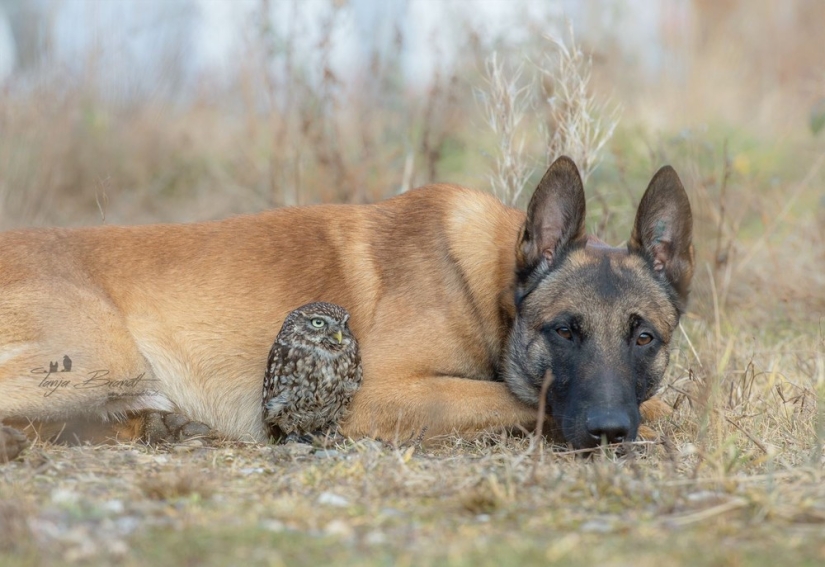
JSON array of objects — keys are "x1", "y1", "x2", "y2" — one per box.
[{"x1": 2, "y1": 406, "x2": 825, "y2": 566}]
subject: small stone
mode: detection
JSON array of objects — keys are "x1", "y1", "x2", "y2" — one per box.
[
  {"x1": 580, "y1": 519, "x2": 614, "y2": 534},
  {"x1": 261, "y1": 519, "x2": 285, "y2": 532},
  {"x1": 51, "y1": 488, "x2": 79, "y2": 505},
  {"x1": 324, "y1": 519, "x2": 353, "y2": 538},
  {"x1": 354, "y1": 439, "x2": 384, "y2": 452},
  {"x1": 105, "y1": 539, "x2": 129, "y2": 556},
  {"x1": 282, "y1": 443, "x2": 314, "y2": 457},
  {"x1": 686, "y1": 491, "x2": 724, "y2": 503},
  {"x1": 318, "y1": 491, "x2": 349, "y2": 507},
  {"x1": 102, "y1": 500, "x2": 125, "y2": 514},
  {"x1": 239, "y1": 467, "x2": 265, "y2": 475},
  {"x1": 114, "y1": 516, "x2": 140, "y2": 536},
  {"x1": 364, "y1": 531, "x2": 387, "y2": 546},
  {"x1": 314, "y1": 449, "x2": 340, "y2": 459}
]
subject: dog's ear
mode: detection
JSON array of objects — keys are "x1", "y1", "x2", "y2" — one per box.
[
  {"x1": 628, "y1": 165, "x2": 694, "y2": 306},
  {"x1": 516, "y1": 156, "x2": 587, "y2": 279}
]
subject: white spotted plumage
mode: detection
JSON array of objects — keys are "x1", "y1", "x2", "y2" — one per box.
[{"x1": 261, "y1": 302, "x2": 362, "y2": 438}]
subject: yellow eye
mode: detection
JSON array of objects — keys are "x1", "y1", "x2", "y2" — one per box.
[
  {"x1": 311, "y1": 318, "x2": 325, "y2": 328},
  {"x1": 636, "y1": 332, "x2": 653, "y2": 346}
]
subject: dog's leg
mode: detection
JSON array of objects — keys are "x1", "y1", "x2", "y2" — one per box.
[
  {"x1": 5, "y1": 410, "x2": 213, "y2": 446},
  {"x1": 340, "y1": 376, "x2": 538, "y2": 441},
  {"x1": 0, "y1": 425, "x2": 29, "y2": 463},
  {"x1": 0, "y1": 283, "x2": 168, "y2": 447}
]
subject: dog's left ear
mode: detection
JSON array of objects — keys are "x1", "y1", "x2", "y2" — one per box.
[{"x1": 628, "y1": 166, "x2": 694, "y2": 307}]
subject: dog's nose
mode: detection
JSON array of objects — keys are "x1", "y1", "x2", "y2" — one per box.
[{"x1": 585, "y1": 410, "x2": 632, "y2": 444}]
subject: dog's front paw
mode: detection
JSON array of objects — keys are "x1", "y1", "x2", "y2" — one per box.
[
  {"x1": 640, "y1": 397, "x2": 672, "y2": 422},
  {"x1": 142, "y1": 411, "x2": 213, "y2": 444},
  {"x1": 0, "y1": 426, "x2": 30, "y2": 463}
]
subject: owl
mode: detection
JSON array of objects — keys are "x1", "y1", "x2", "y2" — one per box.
[{"x1": 262, "y1": 302, "x2": 362, "y2": 441}]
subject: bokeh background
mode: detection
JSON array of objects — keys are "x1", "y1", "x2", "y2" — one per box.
[{"x1": 2, "y1": 0, "x2": 823, "y2": 324}]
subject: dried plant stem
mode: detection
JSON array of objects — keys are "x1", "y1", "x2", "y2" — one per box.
[
  {"x1": 478, "y1": 52, "x2": 533, "y2": 206},
  {"x1": 541, "y1": 24, "x2": 620, "y2": 184},
  {"x1": 529, "y1": 369, "x2": 555, "y2": 483}
]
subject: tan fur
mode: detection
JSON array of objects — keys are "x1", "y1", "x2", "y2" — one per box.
[{"x1": 0, "y1": 185, "x2": 542, "y2": 443}]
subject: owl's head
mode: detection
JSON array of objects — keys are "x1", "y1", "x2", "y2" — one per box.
[{"x1": 278, "y1": 302, "x2": 355, "y2": 351}]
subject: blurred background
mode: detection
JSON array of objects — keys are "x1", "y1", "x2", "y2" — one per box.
[{"x1": 0, "y1": 0, "x2": 823, "y2": 326}]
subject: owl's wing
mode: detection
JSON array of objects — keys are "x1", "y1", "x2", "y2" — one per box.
[
  {"x1": 341, "y1": 346, "x2": 363, "y2": 395},
  {"x1": 264, "y1": 393, "x2": 289, "y2": 421},
  {"x1": 262, "y1": 342, "x2": 292, "y2": 400},
  {"x1": 351, "y1": 356, "x2": 363, "y2": 390},
  {"x1": 263, "y1": 342, "x2": 293, "y2": 426}
]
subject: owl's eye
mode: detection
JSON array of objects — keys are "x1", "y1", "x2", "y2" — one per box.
[{"x1": 310, "y1": 318, "x2": 326, "y2": 328}]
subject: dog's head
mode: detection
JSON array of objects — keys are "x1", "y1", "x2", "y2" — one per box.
[{"x1": 503, "y1": 156, "x2": 693, "y2": 449}]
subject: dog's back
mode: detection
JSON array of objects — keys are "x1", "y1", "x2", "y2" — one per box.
[{"x1": 0, "y1": 185, "x2": 534, "y2": 441}]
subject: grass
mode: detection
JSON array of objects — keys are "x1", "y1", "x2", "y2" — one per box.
[{"x1": 2, "y1": 433, "x2": 825, "y2": 566}]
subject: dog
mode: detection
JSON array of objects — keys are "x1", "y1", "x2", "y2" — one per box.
[{"x1": 0, "y1": 156, "x2": 692, "y2": 460}]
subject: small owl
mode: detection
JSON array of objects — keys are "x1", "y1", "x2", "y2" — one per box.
[{"x1": 262, "y1": 302, "x2": 362, "y2": 441}]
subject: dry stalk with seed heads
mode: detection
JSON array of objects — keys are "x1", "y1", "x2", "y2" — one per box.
[
  {"x1": 480, "y1": 26, "x2": 619, "y2": 208},
  {"x1": 478, "y1": 52, "x2": 534, "y2": 207},
  {"x1": 541, "y1": 25, "x2": 620, "y2": 184}
]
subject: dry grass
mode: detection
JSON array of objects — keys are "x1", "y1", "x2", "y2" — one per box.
[
  {"x1": 478, "y1": 27, "x2": 619, "y2": 207},
  {"x1": 477, "y1": 52, "x2": 533, "y2": 206},
  {"x1": 139, "y1": 469, "x2": 214, "y2": 501},
  {"x1": 1, "y1": 430, "x2": 824, "y2": 565},
  {"x1": 2, "y1": 1, "x2": 825, "y2": 564},
  {"x1": 540, "y1": 24, "x2": 620, "y2": 185}
]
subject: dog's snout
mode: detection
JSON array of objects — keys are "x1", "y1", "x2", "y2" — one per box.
[{"x1": 585, "y1": 410, "x2": 632, "y2": 445}]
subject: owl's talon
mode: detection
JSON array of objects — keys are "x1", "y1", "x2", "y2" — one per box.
[{"x1": 282, "y1": 432, "x2": 315, "y2": 444}]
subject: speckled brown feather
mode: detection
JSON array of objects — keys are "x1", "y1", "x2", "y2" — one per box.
[{"x1": 261, "y1": 302, "x2": 362, "y2": 437}]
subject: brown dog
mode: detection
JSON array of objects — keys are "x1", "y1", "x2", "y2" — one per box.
[{"x1": 0, "y1": 157, "x2": 692, "y2": 458}]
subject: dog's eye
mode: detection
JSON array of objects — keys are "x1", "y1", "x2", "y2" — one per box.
[
  {"x1": 311, "y1": 318, "x2": 326, "y2": 328},
  {"x1": 636, "y1": 332, "x2": 653, "y2": 346},
  {"x1": 557, "y1": 327, "x2": 573, "y2": 341}
]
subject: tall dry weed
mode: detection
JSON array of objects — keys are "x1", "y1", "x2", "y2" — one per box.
[
  {"x1": 477, "y1": 53, "x2": 533, "y2": 206},
  {"x1": 540, "y1": 25, "x2": 620, "y2": 185},
  {"x1": 478, "y1": 24, "x2": 619, "y2": 207}
]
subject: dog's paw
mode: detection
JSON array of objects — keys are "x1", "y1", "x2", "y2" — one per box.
[
  {"x1": 640, "y1": 397, "x2": 672, "y2": 422},
  {"x1": 0, "y1": 426, "x2": 30, "y2": 463},
  {"x1": 637, "y1": 424, "x2": 659, "y2": 441},
  {"x1": 142, "y1": 411, "x2": 213, "y2": 445}
]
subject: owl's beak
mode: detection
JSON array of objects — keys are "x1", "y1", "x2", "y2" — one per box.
[{"x1": 333, "y1": 330, "x2": 343, "y2": 344}]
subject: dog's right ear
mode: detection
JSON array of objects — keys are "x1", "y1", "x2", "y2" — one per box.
[
  {"x1": 516, "y1": 156, "x2": 587, "y2": 280},
  {"x1": 628, "y1": 165, "x2": 694, "y2": 307}
]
